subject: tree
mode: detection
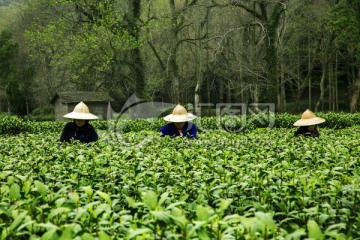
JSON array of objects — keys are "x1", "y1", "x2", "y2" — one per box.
[
  {"x1": 326, "y1": 0, "x2": 360, "y2": 112},
  {"x1": 281, "y1": 1, "x2": 335, "y2": 113},
  {"x1": 123, "y1": 0, "x2": 145, "y2": 98},
  {"x1": 213, "y1": 0, "x2": 287, "y2": 111},
  {"x1": 25, "y1": 0, "x2": 142, "y2": 105},
  {"x1": 0, "y1": 29, "x2": 34, "y2": 115},
  {"x1": 143, "y1": 0, "x2": 206, "y2": 103}
]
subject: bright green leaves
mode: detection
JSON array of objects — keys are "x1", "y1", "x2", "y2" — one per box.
[
  {"x1": 150, "y1": 211, "x2": 171, "y2": 225},
  {"x1": 48, "y1": 207, "x2": 70, "y2": 220},
  {"x1": 219, "y1": 198, "x2": 232, "y2": 212},
  {"x1": 127, "y1": 228, "x2": 152, "y2": 239},
  {"x1": 1, "y1": 211, "x2": 28, "y2": 239},
  {"x1": 68, "y1": 191, "x2": 79, "y2": 204},
  {"x1": 9, "y1": 183, "x2": 21, "y2": 200},
  {"x1": 196, "y1": 205, "x2": 212, "y2": 222},
  {"x1": 34, "y1": 180, "x2": 48, "y2": 197},
  {"x1": 82, "y1": 186, "x2": 93, "y2": 197},
  {"x1": 95, "y1": 191, "x2": 112, "y2": 206},
  {"x1": 142, "y1": 190, "x2": 158, "y2": 211},
  {"x1": 0, "y1": 125, "x2": 359, "y2": 239},
  {"x1": 307, "y1": 220, "x2": 324, "y2": 240}
]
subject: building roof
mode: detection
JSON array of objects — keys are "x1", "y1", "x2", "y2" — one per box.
[{"x1": 51, "y1": 91, "x2": 114, "y2": 104}]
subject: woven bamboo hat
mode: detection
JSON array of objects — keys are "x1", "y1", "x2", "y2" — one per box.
[
  {"x1": 63, "y1": 102, "x2": 98, "y2": 120},
  {"x1": 293, "y1": 109, "x2": 325, "y2": 126},
  {"x1": 163, "y1": 104, "x2": 197, "y2": 122}
]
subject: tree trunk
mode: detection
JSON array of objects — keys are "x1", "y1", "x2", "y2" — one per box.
[
  {"x1": 335, "y1": 51, "x2": 338, "y2": 111},
  {"x1": 309, "y1": 77, "x2": 312, "y2": 110},
  {"x1": 281, "y1": 75, "x2": 286, "y2": 112},
  {"x1": 329, "y1": 63, "x2": 333, "y2": 111},
  {"x1": 207, "y1": 71, "x2": 211, "y2": 114},
  {"x1": 251, "y1": 78, "x2": 260, "y2": 113},
  {"x1": 131, "y1": 0, "x2": 144, "y2": 98},
  {"x1": 308, "y1": 36, "x2": 312, "y2": 110},
  {"x1": 315, "y1": 62, "x2": 326, "y2": 112},
  {"x1": 277, "y1": 60, "x2": 286, "y2": 112},
  {"x1": 264, "y1": 2, "x2": 286, "y2": 104},
  {"x1": 194, "y1": 25, "x2": 203, "y2": 115},
  {"x1": 227, "y1": 79, "x2": 232, "y2": 103},
  {"x1": 168, "y1": 0, "x2": 180, "y2": 103},
  {"x1": 226, "y1": 1, "x2": 286, "y2": 104},
  {"x1": 350, "y1": 68, "x2": 360, "y2": 113},
  {"x1": 219, "y1": 79, "x2": 224, "y2": 103}
]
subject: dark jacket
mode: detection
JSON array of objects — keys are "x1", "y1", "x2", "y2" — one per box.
[
  {"x1": 160, "y1": 122, "x2": 197, "y2": 138},
  {"x1": 60, "y1": 121, "x2": 98, "y2": 143},
  {"x1": 294, "y1": 126, "x2": 320, "y2": 137}
]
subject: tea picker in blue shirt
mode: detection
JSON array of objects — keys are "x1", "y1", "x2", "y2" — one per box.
[
  {"x1": 60, "y1": 101, "x2": 99, "y2": 143},
  {"x1": 160, "y1": 104, "x2": 197, "y2": 138},
  {"x1": 293, "y1": 109, "x2": 325, "y2": 138}
]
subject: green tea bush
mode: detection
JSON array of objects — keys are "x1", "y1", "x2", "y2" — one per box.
[
  {"x1": 28, "y1": 121, "x2": 64, "y2": 133},
  {"x1": 273, "y1": 113, "x2": 299, "y2": 128},
  {"x1": 275, "y1": 112, "x2": 360, "y2": 128},
  {"x1": 109, "y1": 118, "x2": 167, "y2": 133},
  {"x1": 195, "y1": 115, "x2": 256, "y2": 132},
  {"x1": 0, "y1": 127, "x2": 359, "y2": 239},
  {"x1": 92, "y1": 120, "x2": 109, "y2": 130},
  {"x1": 0, "y1": 112, "x2": 10, "y2": 118},
  {"x1": 27, "y1": 114, "x2": 55, "y2": 122},
  {"x1": 316, "y1": 112, "x2": 360, "y2": 128},
  {"x1": 0, "y1": 115, "x2": 30, "y2": 134},
  {"x1": 1, "y1": 112, "x2": 360, "y2": 135},
  {"x1": 27, "y1": 104, "x2": 55, "y2": 121}
]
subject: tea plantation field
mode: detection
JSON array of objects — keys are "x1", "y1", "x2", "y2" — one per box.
[{"x1": 0, "y1": 122, "x2": 360, "y2": 239}]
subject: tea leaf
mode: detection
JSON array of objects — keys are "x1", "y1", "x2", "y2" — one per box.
[{"x1": 307, "y1": 220, "x2": 324, "y2": 240}]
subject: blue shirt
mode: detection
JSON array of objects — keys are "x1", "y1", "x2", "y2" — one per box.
[{"x1": 160, "y1": 122, "x2": 197, "y2": 138}]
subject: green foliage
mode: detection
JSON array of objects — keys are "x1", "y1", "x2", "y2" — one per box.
[
  {"x1": 25, "y1": 0, "x2": 142, "y2": 92},
  {"x1": 28, "y1": 105, "x2": 55, "y2": 121},
  {"x1": 0, "y1": 112, "x2": 9, "y2": 118},
  {"x1": 326, "y1": 1, "x2": 360, "y2": 53},
  {"x1": 30, "y1": 104, "x2": 54, "y2": 116},
  {"x1": 0, "y1": 115, "x2": 29, "y2": 134},
  {"x1": 0, "y1": 125, "x2": 359, "y2": 238},
  {"x1": 0, "y1": 29, "x2": 18, "y2": 82},
  {"x1": 1, "y1": 112, "x2": 360, "y2": 135},
  {"x1": 0, "y1": 29, "x2": 35, "y2": 115}
]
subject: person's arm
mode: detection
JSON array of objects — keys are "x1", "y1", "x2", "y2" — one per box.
[
  {"x1": 294, "y1": 129, "x2": 301, "y2": 137},
  {"x1": 312, "y1": 127, "x2": 320, "y2": 137},
  {"x1": 188, "y1": 123, "x2": 197, "y2": 139},
  {"x1": 294, "y1": 127, "x2": 302, "y2": 137},
  {"x1": 89, "y1": 127, "x2": 99, "y2": 142},
  {"x1": 160, "y1": 124, "x2": 168, "y2": 137},
  {"x1": 60, "y1": 123, "x2": 71, "y2": 142},
  {"x1": 85, "y1": 125, "x2": 98, "y2": 143}
]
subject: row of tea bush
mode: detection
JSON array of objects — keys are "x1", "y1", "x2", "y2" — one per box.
[{"x1": 0, "y1": 112, "x2": 359, "y2": 134}]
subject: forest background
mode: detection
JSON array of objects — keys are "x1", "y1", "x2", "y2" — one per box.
[{"x1": 0, "y1": 0, "x2": 359, "y2": 117}]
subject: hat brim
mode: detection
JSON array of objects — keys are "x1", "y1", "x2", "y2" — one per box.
[
  {"x1": 293, "y1": 117, "x2": 325, "y2": 126},
  {"x1": 163, "y1": 113, "x2": 197, "y2": 122},
  {"x1": 63, "y1": 112, "x2": 99, "y2": 120}
]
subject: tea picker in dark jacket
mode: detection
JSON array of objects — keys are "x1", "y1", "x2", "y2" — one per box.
[
  {"x1": 293, "y1": 109, "x2": 325, "y2": 138},
  {"x1": 160, "y1": 104, "x2": 197, "y2": 138},
  {"x1": 60, "y1": 101, "x2": 99, "y2": 143}
]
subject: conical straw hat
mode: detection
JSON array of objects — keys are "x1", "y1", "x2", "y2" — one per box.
[
  {"x1": 63, "y1": 102, "x2": 99, "y2": 120},
  {"x1": 293, "y1": 109, "x2": 325, "y2": 126},
  {"x1": 163, "y1": 104, "x2": 197, "y2": 122}
]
